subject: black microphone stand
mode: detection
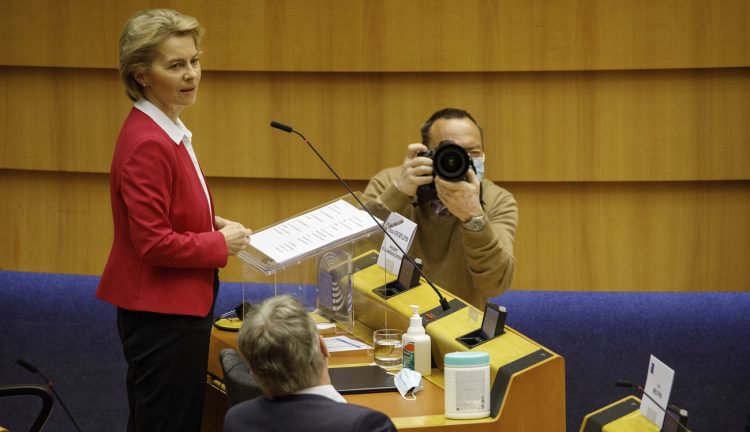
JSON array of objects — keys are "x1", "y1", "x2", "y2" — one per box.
[
  {"x1": 271, "y1": 121, "x2": 452, "y2": 311},
  {"x1": 17, "y1": 359, "x2": 83, "y2": 432}
]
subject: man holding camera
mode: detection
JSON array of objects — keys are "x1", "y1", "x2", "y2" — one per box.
[{"x1": 363, "y1": 108, "x2": 517, "y2": 310}]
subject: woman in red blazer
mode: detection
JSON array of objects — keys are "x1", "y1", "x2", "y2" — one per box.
[{"x1": 96, "y1": 9, "x2": 251, "y2": 432}]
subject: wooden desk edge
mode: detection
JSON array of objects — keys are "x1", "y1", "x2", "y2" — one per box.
[
  {"x1": 207, "y1": 321, "x2": 566, "y2": 431},
  {"x1": 581, "y1": 396, "x2": 639, "y2": 423}
]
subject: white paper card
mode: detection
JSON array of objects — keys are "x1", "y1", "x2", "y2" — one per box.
[
  {"x1": 376, "y1": 213, "x2": 417, "y2": 275},
  {"x1": 640, "y1": 354, "x2": 675, "y2": 428},
  {"x1": 249, "y1": 199, "x2": 379, "y2": 263},
  {"x1": 316, "y1": 322, "x2": 336, "y2": 332},
  {"x1": 324, "y1": 336, "x2": 371, "y2": 352}
]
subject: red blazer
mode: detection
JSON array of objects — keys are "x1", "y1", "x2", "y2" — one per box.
[{"x1": 97, "y1": 108, "x2": 227, "y2": 317}]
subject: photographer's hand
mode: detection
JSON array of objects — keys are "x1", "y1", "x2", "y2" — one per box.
[
  {"x1": 396, "y1": 143, "x2": 433, "y2": 197},
  {"x1": 435, "y1": 169, "x2": 483, "y2": 222}
]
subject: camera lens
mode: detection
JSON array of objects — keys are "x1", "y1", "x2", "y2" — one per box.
[
  {"x1": 415, "y1": 140, "x2": 475, "y2": 203},
  {"x1": 433, "y1": 141, "x2": 471, "y2": 181}
]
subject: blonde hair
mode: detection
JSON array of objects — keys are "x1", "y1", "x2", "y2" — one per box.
[
  {"x1": 238, "y1": 295, "x2": 326, "y2": 397},
  {"x1": 118, "y1": 9, "x2": 204, "y2": 101}
]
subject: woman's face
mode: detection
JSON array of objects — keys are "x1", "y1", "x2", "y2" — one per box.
[{"x1": 136, "y1": 35, "x2": 201, "y2": 122}]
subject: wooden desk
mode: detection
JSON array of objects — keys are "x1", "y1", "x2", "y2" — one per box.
[{"x1": 204, "y1": 318, "x2": 565, "y2": 431}]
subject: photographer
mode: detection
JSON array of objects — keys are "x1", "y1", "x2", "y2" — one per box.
[{"x1": 363, "y1": 108, "x2": 517, "y2": 309}]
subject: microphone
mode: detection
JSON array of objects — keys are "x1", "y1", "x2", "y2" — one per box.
[
  {"x1": 270, "y1": 120, "x2": 293, "y2": 133},
  {"x1": 17, "y1": 358, "x2": 39, "y2": 373},
  {"x1": 270, "y1": 120, "x2": 452, "y2": 311},
  {"x1": 17, "y1": 358, "x2": 83, "y2": 432},
  {"x1": 615, "y1": 380, "x2": 691, "y2": 432}
]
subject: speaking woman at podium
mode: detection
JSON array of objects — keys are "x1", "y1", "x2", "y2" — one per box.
[{"x1": 96, "y1": 9, "x2": 251, "y2": 432}]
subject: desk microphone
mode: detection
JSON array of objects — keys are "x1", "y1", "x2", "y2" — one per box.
[
  {"x1": 270, "y1": 120, "x2": 451, "y2": 311},
  {"x1": 615, "y1": 380, "x2": 691, "y2": 432},
  {"x1": 17, "y1": 358, "x2": 83, "y2": 432}
]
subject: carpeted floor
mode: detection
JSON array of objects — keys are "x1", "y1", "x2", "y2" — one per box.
[{"x1": 1, "y1": 271, "x2": 748, "y2": 431}]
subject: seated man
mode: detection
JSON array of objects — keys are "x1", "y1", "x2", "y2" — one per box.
[
  {"x1": 364, "y1": 108, "x2": 518, "y2": 310},
  {"x1": 223, "y1": 295, "x2": 396, "y2": 432}
]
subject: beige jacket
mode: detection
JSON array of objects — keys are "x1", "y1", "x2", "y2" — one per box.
[{"x1": 363, "y1": 167, "x2": 518, "y2": 310}]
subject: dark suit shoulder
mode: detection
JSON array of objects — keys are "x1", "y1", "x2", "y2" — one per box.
[{"x1": 224, "y1": 394, "x2": 396, "y2": 432}]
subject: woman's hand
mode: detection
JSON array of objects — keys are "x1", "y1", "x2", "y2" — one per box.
[{"x1": 216, "y1": 216, "x2": 252, "y2": 255}]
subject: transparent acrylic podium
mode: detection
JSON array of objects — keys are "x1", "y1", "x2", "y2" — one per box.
[{"x1": 236, "y1": 193, "x2": 390, "y2": 330}]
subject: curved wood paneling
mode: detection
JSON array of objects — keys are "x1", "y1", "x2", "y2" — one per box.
[
  {"x1": 1, "y1": 0, "x2": 747, "y2": 71},
  {"x1": 0, "y1": 68, "x2": 128, "y2": 172},
  {"x1": 511, "y1": 180, "x2": 750, "y2": 292},
  {"x1": 2, "y1": 0, "x2": 748, "y2": 295},
  {"x1": 0, "y1": 170, "x2": 113, "y2": 274},
  {"x1": 2, "y1": 170, "x2": 748, "y2": 291},
  {"x1": 2, "y1": 67, "x2": 748, "y2": 181}
]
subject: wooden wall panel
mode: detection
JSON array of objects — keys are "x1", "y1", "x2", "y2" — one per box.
[
  {"x1": 511, "y1": 181, "x2": 750, "y2": 292},
  {"x1": 1, "y1": 0, "x2": 747, "y2": 71},
  {"x1": 1, "y1": 0, "x2": 748, "y2": 295},
  {"x1": 0, "y1": 68, "x2": 129, "y2": 172},
  {"x1": 2, "y1": 170, "x2": 748, "y2": 291},
  {"x1": 2, "y1": 67, "x2": 748, "y2": 181},
  {"x1": 0, "y1": 170, "x2": 113, "y2": 274}
]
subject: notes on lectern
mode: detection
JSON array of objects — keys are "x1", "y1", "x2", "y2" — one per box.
[{"x1": 249, "y1": 199, "x2": 379, "y2": 263}]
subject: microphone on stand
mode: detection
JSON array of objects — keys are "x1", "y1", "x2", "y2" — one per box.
[
  {"x1": 17, "y1": 358, "x2": 83, "y2": 432},
  {"x1": 615, "y1": 380, "x2": 690, "y2": 432},
  {"x1": 270, "y1": 120, "x2": 452, "y2": 311}
]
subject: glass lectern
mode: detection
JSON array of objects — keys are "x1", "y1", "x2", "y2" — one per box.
[{"x1": 236, "y1": 193, "x2": 390, "y2": 330}]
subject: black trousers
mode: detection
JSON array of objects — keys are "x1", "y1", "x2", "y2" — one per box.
[{"x1": 117, "y1": 271, "x2": 219, "y2": 432}]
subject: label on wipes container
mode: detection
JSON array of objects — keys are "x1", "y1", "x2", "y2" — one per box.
[{"x1": 454, "y1": 369, "x2": 487, "y2": 411}]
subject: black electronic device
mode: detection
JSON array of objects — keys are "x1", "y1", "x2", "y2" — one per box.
[
  {"x1": 416, "y1": 139, "x2": 476, "y2": 203},
  {"x1": 271, "y1": 120, "x2": 454, "y2": 312},
  {"x1": 456, "y1": 303, "x2": 507, "y2": 348},
  {"x1": 373, "y1": 255, "x2": 423, "y2": 299},
  {"x1": 398, "y1": 255, "x2": 422, "y2": 289},
  {"x1": 663, "y1": 410, "x2": 690, "y2": 432},
  {"x1": 329, "y1": 365, "x2": 397, "y2": 395},
  {"x1": 481, "y1": 302, "x2": 506, "y2": 339}
]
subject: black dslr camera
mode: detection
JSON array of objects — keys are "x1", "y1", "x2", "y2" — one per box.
[{"x1": 416, "y1": 140, "x2": 476, "y2": 203}]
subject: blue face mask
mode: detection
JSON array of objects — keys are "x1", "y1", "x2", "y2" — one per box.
[
  {"x1": 394, "y1": 368, "x2": 423, "y2": 400},
  {"x1": 472, "y1": 155, "x2": 485, "y2": 182}
]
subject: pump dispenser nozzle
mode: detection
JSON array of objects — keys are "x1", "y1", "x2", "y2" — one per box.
[{"x1": 408, "y1": 305, "x2": 425, "y2": 334}]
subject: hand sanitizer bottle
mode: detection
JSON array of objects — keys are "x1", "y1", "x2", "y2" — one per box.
[{"x1": 402, "y1": 304, "x2": 432, "y2": 376}]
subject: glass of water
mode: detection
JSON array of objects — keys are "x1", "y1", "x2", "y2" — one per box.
[{"x1": 373, "y1": 328, "x2": 403, "y2": 370}]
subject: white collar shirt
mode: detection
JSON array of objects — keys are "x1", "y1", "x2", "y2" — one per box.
[{"x1": 295, "y1": 384, "x2": 347, "y2": 403}]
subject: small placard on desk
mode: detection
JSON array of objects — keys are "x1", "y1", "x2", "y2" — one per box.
[
  {"x1": 316, "y1": 322, "x2": 337, "y2": 336},
  {"x1": 324, "y1": 336, "x2": 371, "y2": 354}
]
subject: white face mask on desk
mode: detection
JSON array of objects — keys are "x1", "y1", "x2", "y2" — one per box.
[{"x1": 394, "y1": 368, "x2": 423, "y2": 400}]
